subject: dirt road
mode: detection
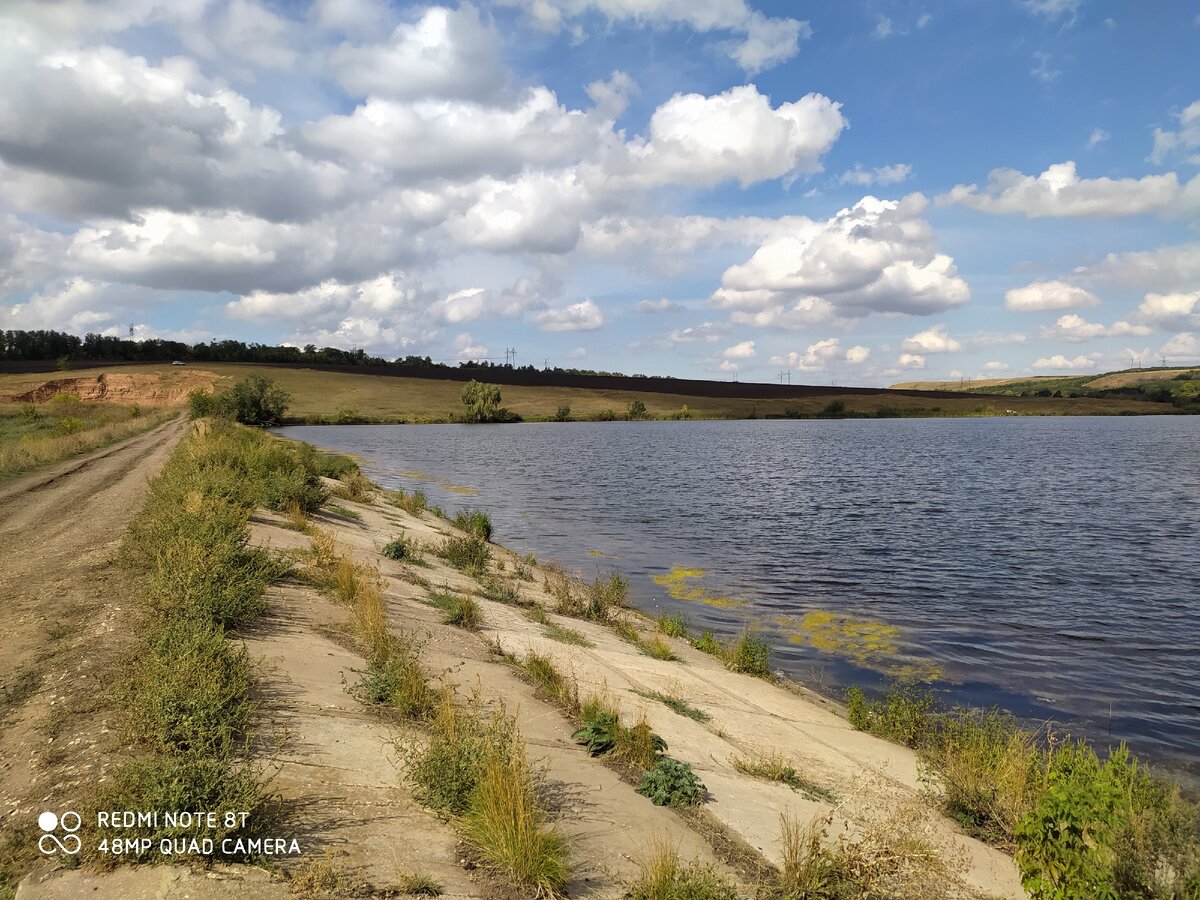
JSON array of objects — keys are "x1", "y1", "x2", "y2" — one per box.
[{"x1": 0, "y1": 417, "x2": 186, "y2": 874}]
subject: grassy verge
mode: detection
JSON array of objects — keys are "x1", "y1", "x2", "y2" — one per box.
[
  {"x1": 847, "y1": 685, "x2": 1200, "y2": 897},
  {"x1": 0, "y1": 397, "x2": 175, "y2": 480},
  {"x1": 85, "y1": 419, "x2": 339, "y2": 862}
]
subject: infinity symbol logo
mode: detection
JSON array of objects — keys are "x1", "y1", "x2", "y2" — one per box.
[{"x1": 38, "y1": 811, "x2": 82, "y2": 855}]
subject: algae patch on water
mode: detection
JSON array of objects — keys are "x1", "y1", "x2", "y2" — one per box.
[
  {"x1": 782, "y1": 610, "x2": 942, "y2": 682},
  {"x1": 438, "y1": 480, "x2": 478, "y2": 495},
  {"x1": 651, "y1": 565, "x2": 747, "y2": 609}
]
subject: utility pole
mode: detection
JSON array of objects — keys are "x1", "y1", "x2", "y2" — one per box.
[{"x1": 786, "y1": 369, "x2": 792, "y2": 385}]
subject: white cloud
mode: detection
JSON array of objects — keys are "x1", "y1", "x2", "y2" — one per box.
[
  {"x1": 449, "y1": 331, "x2": 488, "y2": 360},
  {"x1": 839, "y1": 163, "x2": 912, "y2": 186},
  {"x1": 329, "y1": 5, "x2": 506, "y2": 101},
  {"x1": 845, "y1": 344, "x2": 870, "y2": 364},
  {"x1": 771, "y1": 337, "x2": 841, "y2": 371},
  {"x1": 1004, "y1": 280, "x2": 1100, "y2": 311},
  {"x1": 873, "y1": 16, "x2": 893, "y2": 38},
  {"x1": 666, "y1": 322, "x2": 725, "y2": 344},
  {"x1": 496, "y1": 0, "x2": 811, "y2": 73},
  {"x1": 896, "y1": 352, "x2": 926, "y2": 369},
  {"x1": 917, "y1": 13, "x2": 933, "y2": 28},
  {"x1": 1031, "y1": 52, "x2": 1059, "y2": 82},
  {"x1": 1087, "y1": 128, "x2": 1110, "y2": 149},
  {"x1": 902, "y1": 323, "x2": 961, "y2": 353},
  {"x1": 1136, "y1": 291, "x2": 1200, "y2": 329},
  {"x1": 1150, "y1": 99, "x2": 1200, "y2": 164},
  {"x1": 1074, "y1": 242, "x2": 1200, "y2": 292},
  {"x1": 565, "y1": 346, "x2": 587, "y2": 359},
  {"x1": 1039, "y1": 314, "x2": 1152, "y2": 342},
  {"x1": 611, "y1": 86, "x2": 846, "y2": 189},
  {"x1": 939, "y1": 161, "x2": 1197, "y2": 218},
  {"x1": 635, "y1": 298, "x2": 684, "y2": 313},
  {"x1": 1021, "y1": 0, "x2": 1082, "y2": 24},
  {"x1": 1160, "y1": 333, "x2": 1198, "y2": 360},
  {"x1": 982, "y1": 360, "x2": 1010, "y2": 371},
  {"x1": 712, "y1": 194, "x2": 970, "y2": 320},
  {"x1": 535, "y1": 299, "x2": 605, "y2": 332},
  {"x1": 1033, "y1": 353, "x2": 1100, "y2": 370},
  {"x1": 721, "y1": 339, "x2": 756, "y2": 359}
]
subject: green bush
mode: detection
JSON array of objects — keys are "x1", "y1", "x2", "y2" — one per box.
[
  {"x1": 656, "y1": 612, "x2": 689, "y2": 639},
  {"x1": 572, "y1": 710, "x2": 622, "y2": 757},
  {"x1": 452, "y1": 508, "x2": 493, "y2": 541},
  {"x1": 441, "y1": 533, "x2": 490, "y2": 574},
  {"x1": 54, "y1": 416, "x2": 86, "y2": 435},
  {"x1": 553, "y1": 404, "x2": 571, "y2": 422},
  {"x1": 691, "y1": 631, "x2": 721, "y2": 655},
  {"x1": 627, "y1": 399, "x2": 649, "y2": 420},
  {"x1": 382, "y1": 537, "x2": 409, "y2": 560},
  {"x1": 636, "y1": 758, "x2": 705, "y2": 807},
  {"x1": 722, "y1": 631, "x2": 771, "y2": 677},
  {"x1": 187, "y1": 376, "x2": 290, "y2": 426},
  {"x1": 845, "y1": 684, "x2": 936, "y2": 749},
  {"x1": 349, "y1": 638, "x2": 436, "y2": 720}
]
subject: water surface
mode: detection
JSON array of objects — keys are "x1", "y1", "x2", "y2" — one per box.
[{"x1": 279, "y1": 417, "x2": 1200, "y2": 778}]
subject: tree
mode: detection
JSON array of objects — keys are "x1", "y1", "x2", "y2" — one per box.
[
  {"x1": 626, "y1": 399, "x2": 648, "y2": 420},
  {"x1": 460, "y1": 380, "x2": 503, "y2": 423},
  {"x1": 225, "y1": 375, "x2": 291, "y2": 426},
  {"x1": 553, "y1": 404, "x2": 571, "y2": 422}
]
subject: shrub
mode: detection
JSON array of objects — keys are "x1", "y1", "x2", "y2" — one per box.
[
  {"x1": 393, "y1": 489, "x2": 428, "y2": 516},
  {"x1": 596, "y1": 408, "x2": 616, "y2": 421},
  {"x1": 722, "y1": 631, "x2": 771, "y2": 677},
  {"x1": 339, "y1": 471, "x2": 375, "y2": 502},
  {"x1": 124, "y1": 619, "x2": 253, "y2": 756},
  {"x1": 441, "y1": 533, "x2": 490, "y2": 574},
  {"x1": 552, "y1": 404, "x2": 571, "y2": 422},
  {"x1": 223, "y1": 375, "x2": 291, "y2": 426},
  {"x1": 350, "y1": 637, "x2": 436, "y2": 720},
  {"x1": 482, "y1": 576, "x2": 520, "y2": 605},
  {"x1": 615, "y1": 714, "x2": 668, "y2": 771},
  {"x1": 460, "y1": 380, "x2": 510, "y2": 424},
  {"x1": 453, "y1": 508, "x2": 493, "y2": 541},
  {"x1": 656, "y1": 612, "x2": 688, "y2": 639},
  {"x1": 636, "y1": 758, "x2": 704, "y2": 807},
  {"x1": 310, "y1": 452, "x2": 359, "y2": 479},
  {"x1": 845, "y1": 684, "x2": 936, "y2": 749},
  {"x1": 443, "y1": 594, "x2": 482, "y2": 629},
  {"x1": 691, "y1": 631, "x2": 721, "y2": 655},
  {"x1": 462, "y1": 752, "x2": 569, "y2": 896},
  {"x1": 627, "y1": 399, "x2": 649, "y2": 420},
  {"x1": 627, "y1": 840, "x2": 738, "y2": 900},
  {"x1": 55, "y1": 416, "x2": 86, "y2": 435},
  {"x1": 382, "y1": 537, "x2": 409, "y2": 560}
]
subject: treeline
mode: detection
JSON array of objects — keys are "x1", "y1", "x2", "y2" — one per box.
[{"x1": 0, "y1": 328, "x2": 639, "y2": 378}]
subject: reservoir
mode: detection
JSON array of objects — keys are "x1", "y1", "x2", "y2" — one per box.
[{"x1": 278, "y1": 416, "x2": 1200, "y2": 780}]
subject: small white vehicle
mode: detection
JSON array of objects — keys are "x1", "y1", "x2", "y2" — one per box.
[{"x1": 171, "y1": 360, "x2": 187, "y2": 366}]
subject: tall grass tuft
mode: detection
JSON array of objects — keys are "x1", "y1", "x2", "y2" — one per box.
[{"x1": 627, "y1": 839, "x2": 737, "y2": 900}]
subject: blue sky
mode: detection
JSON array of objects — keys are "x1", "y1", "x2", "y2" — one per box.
[{"x1": 1, "y1": 0, "x2": 1197, "y2": 384}]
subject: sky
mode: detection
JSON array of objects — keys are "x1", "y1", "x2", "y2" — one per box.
[{"x1": 1, "y1": 0, "x2": 1198, "y2": 386}]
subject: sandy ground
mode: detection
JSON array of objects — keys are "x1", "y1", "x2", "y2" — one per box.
[{"x1": 5, "y1": 429, "x2": 1025, "y2": 898}]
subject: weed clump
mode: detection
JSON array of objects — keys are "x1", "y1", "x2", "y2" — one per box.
[
  {"x1": 627, "y1": 840, "x2": 738, "y2": 900},
  {"x1": 441, "y1": 533, "x2": 490, "y2": 575},
  {"x1": 656, "y1": 612, "x2": 689, "y2": 639},
  {"x1": 392, "y1": 489, "x2": 429, "y2": 516},
  {"x1": 636, "y1": 758, "x2": 704, "y2": 807},
  {"x1": 382, "y1": 536, "x2": 409, "y2": 560},
  {"x1": 452, "y1": 508, "x2": 493, "y2": 541},
  {"x1": 721, "y1": 631, "x2": 771, "y2": 677},
  {"x1": 349, "y1": 635, "x2": 437, "y2": 720}
]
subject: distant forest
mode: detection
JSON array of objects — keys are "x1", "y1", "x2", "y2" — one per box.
[{"x1": 0, "y1": 328, "x2": 633, "y2": 378}]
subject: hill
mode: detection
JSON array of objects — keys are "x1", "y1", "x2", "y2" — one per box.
[
  {"x1": 1, "y1": 362, "x2": 1184, "y2": 421},
  {"x1": 891, "y1": 366, "x2": 1199, "y2": 412}
]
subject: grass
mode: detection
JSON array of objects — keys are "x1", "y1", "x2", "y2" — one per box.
[
  {"x1": 440, "y1": 532, "x2": 490, "y2": 575},
  {"x1": 452, "y1": 507, "x2": 493, "y2": 540},
  {"x1": 730, "y1": 749, "x2": 835, "y2": 802},
  {"x1": 635, "y1": 690, "x2": 710, "y2": 723},
  {"x1": 392, "y1": 488, "x2": 429, "y2": 516},
  {"x1": 395, "y1": 870, "x2": 443, "y2": 896},
  {"x1": 0, "y1": 397, "x2": 175, "y2": 480},
  {"x1": 720, "y1": 631, "x2": 771, "y2": 678},
  {"x1": 290, "y1": 848, "x2": 368, "y2": 895},
  {"x1": 626, "y1": 839, "x2": 738, "y2": 900},
  {"x1": 542, "y1": 621, "x2": 594, "y2": 647},
  {"x1": 349, "y1": 634, "x2": 437, "y2": 720},
  {"x1": 426, "y1": 590, "x2": 483, "y2": 629},
  {"x1": 398, "y1": 690, "x2": 568, "y2": 896},
  {"x1": 481, "y1": 575, "x2": 520, "y2": 605},
  {"x1": 614, "y1": 620, "x2": 679, "y2": 661},
  {"x1": 25, "y1": 361, "x2": 1171, "y2": 424},
  {"x1": 656, "y1": 612, "x2": 689, "y2": 639},
  {"x1": 846, "y1": 683, "x2": 1200, "y2": 896},
  {"x1": 551, "y1": 569, "x2": 628, "y2": 622},
  {"x1": 89, "y1": 420, "x2": 323, "y2": 862},
  {"x1": 520, "y1": 651, "x2": 580, "y2": 710}
]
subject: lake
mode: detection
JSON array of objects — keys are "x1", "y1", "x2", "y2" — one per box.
[{"x1": 278, "y1": 417, "x2": 1200, "y2": 780}]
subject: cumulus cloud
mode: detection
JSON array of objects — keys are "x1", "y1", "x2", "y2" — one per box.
[
  {"x1": 839, "y1": 163, "x2": 912, "y2": 186},
  {"x1": 665, "y1": 322, "x2": 725, "y2": 344},
  {"x1": 982, "y1": 360, "x2": 1010, "y2": 371},
  {"x1": 635, "y1": 298, "x2": 685, "y2": 313},
  {"x1": 535, "y1": 299, "x2": 605, "y2": 332},
  {"x1": 1004, "y1": 280, "x2": 1100, "y2": 311},
  {"x1": 1150, "y1": 99, "x2": 1200, "y2": 165},
  {"x1": 939, "y1": 161, "x2": 1197, "y2": 218},
  {"x1": 329, "y1": 5, "x2": 507, "y2": 101},
  {"x1": 609, "y1": 86, "x2": 846, "y2": 189},
  {"x1": 1039, "y1": 314, "x2": 1152, "y2": 342},
  {"x1": 771, "y1": 337, "x2": 841, "y2": 371},
  {"x1": 712, "y1": 194, "x2": 970, "y2": 321},
  {"x1": 902, "y1": 323, "x2": 961, "y2": 353},
  {"x1": 896, "y1": 352, "x2": 925, "y2": 369},
  {"x1": 1160, "y1": 332, "x2": 1198, "y2": 360},
  {"x1": 1033, "y1": 353, "x2": 1099, "y2": 370},
  {"x1": 845, "y1": 344, "x2": 871, "y2": 364},
  {"x1": 496, "y1": 0, "x2": 811, "y2": 73},
  {"x1": 721, "y1": 339, "x2": 756, "y2": 359},
  {"x1": 1136, "y1": 291, "x2": 1200, "y2": 329},
  {"x1": 1073, "y1": 243, "x2": 1200, "y2": 292},
  {"x1": 1087, "y1": 128, "x2": 1110, "y2": 149}
]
